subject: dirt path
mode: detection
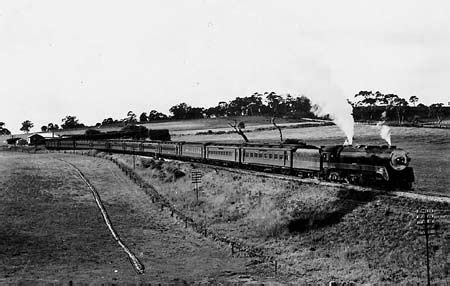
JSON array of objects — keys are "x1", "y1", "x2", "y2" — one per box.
[{"x1": 0, "y1": 152, "x2": 271, "y2": 284}]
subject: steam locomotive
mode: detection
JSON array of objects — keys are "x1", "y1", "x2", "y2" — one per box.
[{"x1": 45, "y1": 138, "x2": 414, "y2": 189}]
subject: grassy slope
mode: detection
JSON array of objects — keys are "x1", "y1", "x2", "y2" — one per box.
[
  {"x1": 0, "y1": 152, "x2": 272, "y2": 284},
  {"x1": 110, "y1": 153, "x2": 449, "y2": 284}
]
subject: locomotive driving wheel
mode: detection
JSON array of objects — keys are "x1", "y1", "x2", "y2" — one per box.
[
  {"x1": 347, "y1": 173, "x2": 363, "y2": 185},
  {"x1": 328, "y1": 171, "x2": 341, "y2": 182}
]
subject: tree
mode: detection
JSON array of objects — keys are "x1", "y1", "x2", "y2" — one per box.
[
  {"x1": 0, "y1": 122, "x2": 11, "y2": 135},
  {"x1": 292, "y1": 96, "x2": 312, "y2": 117},
  {"x1": 187, "y1": 107, "x2": 205, "y2": 119},
  {"x1": 41, "y1": 126, "x2": 48, "y2": 132},
  {"x1": 271, "y1": 117, "x2": 283, "y2": 142},
  {"x1": 228, "y1": 120, "x2": 249, "y2": 142},
  {"x1": 47, "y1": 123, "x2": 60, "y2": 131},
  {"x1": 169, "y1": 103, "x2": 204, "y2": 119},
  {"x1": 429, "y1": 103, "x2": 444, "y2": 125},
  {"x1": 265, "y1": 92, "x2": 284, "y2": 116},
  {"x1": 101, "y1": 117, "x2": 119, "y2": 126},
  {"x1": 61, "y1": 116, "x2": 84, "y2": 129},
  {"x1": 354, "y1": 91, "x2": 379, "y2": 120},
  {"x1": 170, "y1": 103, "x2": 190, "y2": 119},
  {"x1": 125, "y1": 111, "x2": 137, "y2": 124},
  {"x1": 148, "y1": 110, "x2": 168, "y2": 121},
  {"x1": 354, "y1": 91, "x2": 375, "y2": 106},
  {"x1": 20, "y1": 120, "x2": 33, "y2": 133},
  {"x1": 139, "y1": 112, "x2": 148, "y2": 122},
  {"x1": 381, "y1": 94, "x2": 408, "y2": 124},
  {"x1": 409, "y1": 96, "x2": 419, "y2": 107},
  {"x1": 47, "y1": 123, "x2": 59, "y2": 137}
]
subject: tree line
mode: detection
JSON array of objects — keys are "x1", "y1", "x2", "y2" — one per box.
[
  {"x1": 0, "y1": 90, "x2": 446, "y2": 135},
  {"x1": 351, "y1": 91, "x2": 447, "y2": 124}
]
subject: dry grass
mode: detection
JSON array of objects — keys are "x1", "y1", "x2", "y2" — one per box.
[
  {"x1": 0, "y1": 151, "x2": 272, "y2": 284},
  {"x1": 109, "y1": 152, "x2": 449, "y2": 284}
]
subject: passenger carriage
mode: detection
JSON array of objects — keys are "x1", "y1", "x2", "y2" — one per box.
[
  {"x1": 241, "y1": 145, "x2": 293, "y2": 169},
  {"x1": 141, "y1": 141, "x2": 160, "y2": 156},
  {"x1": 59, "y1": 139, "x2": 75, "y2": 149},
  {"x1": 292, "y1": 147, "x2": 321, "y2": 176},
  {"x1": 91, "y1": 140, "x2": 108, "y2": 150},
  {"x1": 108, "y1": 140, "x2": 126, "y2": 152},
  {"x1": 159, "y1": 141, "x2": 182, "y2": 157},
  {"x1": 75, "y1": 140, "x2": 92, "y2": 149},
  {"x1": 180, "y1": 142, "x2": 205, "y2": 160},
  {"x1": 205, "y1": 144, "x2": 240, "y2": 164}
]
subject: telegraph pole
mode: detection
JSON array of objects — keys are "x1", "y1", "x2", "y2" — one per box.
[
  {"x1": 191, "y1": 170, "x2": 202, "y2": 203},
  {"x1": 416, "y1": 209, "x2": 437, "y2": 286}
]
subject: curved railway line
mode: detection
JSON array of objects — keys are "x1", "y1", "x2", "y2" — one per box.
[{"x1": 170, "y1": 158, "x2": 450, "y2": 204}]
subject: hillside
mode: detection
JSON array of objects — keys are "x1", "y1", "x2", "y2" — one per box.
[{"x1": 0, "y1": 116, "x2": 313, "y2": 143}]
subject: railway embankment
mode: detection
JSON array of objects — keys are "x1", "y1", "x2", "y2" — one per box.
[
  {"x1": 0, "y1": 150, "x2": 278, "y2": 284},
  {"x1": 68, "y1": 150, "x2": 449, "y2": 284}
]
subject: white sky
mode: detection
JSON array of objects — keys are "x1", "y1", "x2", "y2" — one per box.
[{"x1": 1, "y1": 0, "x2": 449, "y2": 133}]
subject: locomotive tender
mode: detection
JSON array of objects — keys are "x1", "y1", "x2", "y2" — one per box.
[{"x1": 45, "y1": 138, "x2": 414, "y2": 189}]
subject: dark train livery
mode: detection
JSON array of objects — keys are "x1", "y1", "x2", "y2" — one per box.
[{"x1": 45, "y1": 139, "x2": 414, "y2": 189}]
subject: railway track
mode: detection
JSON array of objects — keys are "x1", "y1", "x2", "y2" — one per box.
[{"x1": 168, "y1": 158, "x2": 450, "y2": 204}]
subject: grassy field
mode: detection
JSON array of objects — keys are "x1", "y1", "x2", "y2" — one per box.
[
  {"x1": 103, "y1": 152, "x2": 450, "y2": 284},
  {"x1": 0, "y1": 116, "x2": 305, "y2": 143},
  {"x1": 0, "y1": 152, "x2": 278, "y2": 284},
  {"x1": 176, "y1": 124, "x2": 450, "y2": 196}
]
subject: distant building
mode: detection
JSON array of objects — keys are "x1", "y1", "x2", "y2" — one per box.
[
  {"x1": 6, "y1": 137, "x2": 21, "y2": 145},
  {"x1": 27, "y1": 134, "x2": 45, "y2": 145}
]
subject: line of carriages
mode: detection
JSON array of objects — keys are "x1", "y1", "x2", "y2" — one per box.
[{"x1": 46, "y1": 139, "x2": 322, "y2": 177}]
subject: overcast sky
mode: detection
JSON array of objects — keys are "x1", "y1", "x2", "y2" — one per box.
[{"x1": 1, "y1": 0, "x2": 449, "y2": 133}]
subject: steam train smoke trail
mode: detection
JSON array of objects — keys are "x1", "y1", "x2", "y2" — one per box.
[
  {"x1": 376, "y1": 111, "x2": 392, "y2": 146},
  {"x1": 305, "y1": 66, "x2": 354, "y2": 145},
  {"x1": 58, "y1": 158, "x2": 145, "y2": 275}
]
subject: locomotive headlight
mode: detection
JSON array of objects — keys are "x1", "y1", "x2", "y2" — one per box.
[
  {"x1": 376, "y1": 166, "x2": 389, "y2": 181},
  {"x1": 390, "y1": 150, "x2": 409, "y2": 171}
]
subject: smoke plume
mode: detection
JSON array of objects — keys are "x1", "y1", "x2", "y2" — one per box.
[
  {"x1": 376, "y1": 111, "x2": 391, "y2": 146},
  {"x1": 305, "y1": 67, "x2": 354, "y2": 145}
]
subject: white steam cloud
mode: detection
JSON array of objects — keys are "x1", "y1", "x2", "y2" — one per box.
[
  {"x1": 305, "y1": 66, "x2": 354, "y2": 145},
  {"x1": 376, "y1": 111, "x2": 391, "y2": 146}
]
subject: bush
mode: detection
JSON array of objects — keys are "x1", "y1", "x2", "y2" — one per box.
[
  {"x1": 149, "y1": 129, "x2": 171, "y2": 141},
  {"x1": 16, "y1": 139, "x2": 28, "y2": 146},
  {"x1": 85, "y1": 129, "x2": 101, "y2": 136}
]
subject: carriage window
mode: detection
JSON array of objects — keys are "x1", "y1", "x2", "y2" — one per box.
[
  {"x1": 274, "y1": 154, "x2": 278, "y2": 159},
  {"x1": 264, "y1": 154, "x2": 267, "y2": 159},
  {"x1": 269, "y1": 154, "x2": 273, "y2": 159}
]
